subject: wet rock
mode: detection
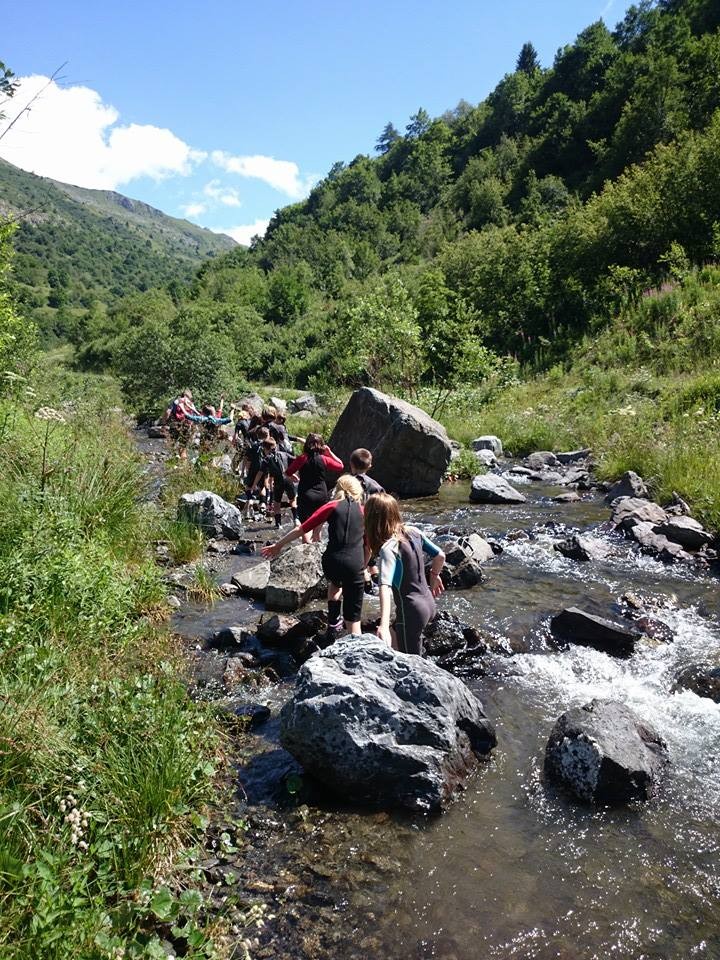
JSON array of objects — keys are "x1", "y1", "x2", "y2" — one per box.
[
  {"x1": 554, "y1": 534, "x2": 609, "y2": 562},
  {"x1": 147, "y1": 424, "x2": 166, "y2": 439},
  {"x1": 605, "y1": 470, "x2": 649, "y2": 503},
  {"x1": 231, "y1": 702, "x2": 272, "y2": 727},
  {"x1": 550, "y1": 607, "x2": 641, "y2": 655},
  {"x1": 280, "y1": 636, "x2": 497, "y2": 812},
  {"x1": 437, "y1": 533, "x2": 494, "y2": 566},
  {"x1": 545, "y1": 699, "x2": 669, "y2": 803},
  {"x1": 666, "y1": 491, "x2": 692, "y2": 516},
  {"x1": 674, "y1": 664, "x2": 720, "y2": 703},
  {"x1": 232, "y1": 561, "x2": 271, "y2": 600},
  {"x1": 509, "y1": 465, "x2": 533, "y2": 476},
  {"x1": 556, "y1": 448, "x2": 592, "y2": 464},
  {"x1": 442, "y1": 557, "x2": 486, "y2": 590},
  {"x1": 629, "y1": 522, "x2": 693, "y2": 562},
  {"x1": 553, "y1": 491, "x2": 581, "y2": 503},
  {"x1": 219, "y1": 582, "x2": 239, "y2": 597},
  {"x1": 328, "y1": 388, "x2": 452, "y2": 497},
  {"x1": 289, "y1": 394, "x2": 319, "y2": 414},
  {"x1": 563, "y1": 466, "x2": 591, "y2": 487},
  {"x1": 472, "y1": 435, "x2": 503, "y2": 456},
  {"x1": 654, "y1": 516, "x2": 713, "y2": 551},
  {"x1": 529, "y1": 470, "x2": 565, "y2": 484},
  {"x1": 611, "y1": 497, "x2": 668, "y2": 531},
  {"x1": 178, "y1": 490, "x2": 244, "y2": 540},
  {"x1": 506, "y1": 529, "x2": 530, "y2": 542},
  {"x1": 224, "y1": 658, "x2": 254, "y2": 689},
  {"x1": 265, "y1": 542, "x2": 326, "y2": 612},
  {"x1": 632, "y1": 616, "x2": 674, "y2": 644},
  {"x1": 470, "y1": 474, "x2": 527, "y2": 505},
  {"x1": 475, "y1": 449, "x2": 498, "y2": 468},
  {"x1": 526, "y1": 451, "x2": 559, "y2": 470},
  {"x1": 257, "y1": 614, "x2": 302, "y2": 643},
  {"x1": 167, "y1": 594, "x2": 181, "y2": 609},
  {"x1": 209, "y1": 626, "x2": 247, "y2": 651}
]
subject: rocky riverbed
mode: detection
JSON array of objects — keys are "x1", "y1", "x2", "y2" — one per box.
[{"x1": 140, "y1": 432, "x2": 720, "y2": 959}]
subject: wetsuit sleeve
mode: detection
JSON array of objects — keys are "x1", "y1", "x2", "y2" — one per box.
[
  {"x1": 286, "y1": 453, "x2": 307, "y2": 476},
  {"x1": 419, "y1": 533, "x2": 442, "y2": 558},
  {"x1": 300, "y1": 499, "x2": 337, "y2": 534},
  {"x1": 321, "y1": 451, "x2": 344, "y2": 472},
  {"x1": 378, "y1": 540, "x2": 401, "y2": 588}
]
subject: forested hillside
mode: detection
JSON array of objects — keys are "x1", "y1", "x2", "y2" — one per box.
[
  {"x1": 66, "y1": 0, "x2": 720, "y2": 413},
  {"x1": 0, "y1": 158, "x2": 235, "y2": 344}
]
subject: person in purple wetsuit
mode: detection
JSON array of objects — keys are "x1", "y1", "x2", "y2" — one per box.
[{"x1": 364, "y1": 493, "x2": 445, "y2": 656}]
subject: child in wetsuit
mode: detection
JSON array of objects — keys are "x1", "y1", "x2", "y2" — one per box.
[
  {"x1": 262, "y1": 475, "x2": 365, "y2": 641},
  {"x1": 349, "y1": 448, "x2": 385, "y2": 501},
  {"x1": 364, "y1": 493, "x2": 446, "y2": 656},
  {"x1": 285, "y1": 433, "x2": 344, "y2": 542},
  {"x1": 251, "y1": 437, "x2": 299, "y2": 528}
]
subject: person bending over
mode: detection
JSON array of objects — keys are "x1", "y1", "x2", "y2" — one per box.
[
  {"x1": 364, "y1": 493, "x2": 445, "y2": 656},
  {"x1": 286, "y1": 433, "x2": 344, "y2": 542},
  {"x1": 262, "y1": 475, "x2": 366, "y2": 642}
]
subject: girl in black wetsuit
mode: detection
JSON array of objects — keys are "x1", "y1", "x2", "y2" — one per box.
[
  {"x1": 262, "y1": 475, "x2": 366, "y2": 639},
  {"x1": 286, "y1": 433, "x2": 344, "y2": 542},
  {"x1": 364, "y1": 493, "x2": 446, "y2": 656}
]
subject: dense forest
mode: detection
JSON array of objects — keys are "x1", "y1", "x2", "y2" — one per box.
[{"x1": 0, "y1": 158, "x2": 235, "y2": 344}]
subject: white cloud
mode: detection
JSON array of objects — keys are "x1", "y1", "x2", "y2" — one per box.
[
  {"x1": 203, "y1": 179, "x2": 242, "y2": 207},
  {"x1": 215, "y1": 219, "x2": 270, "y2": 246},
  {"x1": 211, "y1": 150, "x2": 316, "y2": 198},
  {"x1": 181, "y1": 202, "x2": 207, "y2": 217},
  {"x1": 0, "y1": 75, "x2": 204, "y2": 189}
]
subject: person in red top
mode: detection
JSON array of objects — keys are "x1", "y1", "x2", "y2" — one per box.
[
  {"x1": 262, "y1": 475, "x2": 365, "y2": 641},
  {"x1": 285, "y1": 433, "x2": 344, "y2": 542}
]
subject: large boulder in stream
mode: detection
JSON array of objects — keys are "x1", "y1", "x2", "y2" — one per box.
[
  {"x1": 545, "y1": 699, "x2": 669, "y2": 803},
  {"x1": 554, "y1": 534, "x2": 609, "y2": 563},
  {"x1": 470, "y1": 474, "x2": 527, "y2": 505},
  {"x1": 550, "y1": 607, "x2": 641, "y2": 656},
  {"x1": 280, "y1": 636, "x2": 497, "y2": 812},
  {"x1": 177, "y1": 490, "x2": 244, "y2": 539},
  {"x1": 265, "y1": 541, "x2": 326, "y2": 612},
  {"x1": 328, "y1": 388, "x2": 452, "y2": 497},
  {"x1": 436, "y1": 533, "x2": 494, "y2": 590},
  {"x1": 611, "y1": 497, "x2": 668, "y2": 531},
  {"x1": 654, "y1": 516, "x2": 713, "y2": 551}
]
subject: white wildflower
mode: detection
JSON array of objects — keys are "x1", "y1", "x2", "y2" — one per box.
[{"x1": 34, "y1": 406, "x2": 67, "y2": 423}]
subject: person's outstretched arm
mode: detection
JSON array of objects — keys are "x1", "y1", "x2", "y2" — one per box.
[
  {"x1": 261, "y1": 500, "x2": 336, "y2": 557},
  {"x1": 321, "y1": 446, "x2": 344, "y2": 472}
]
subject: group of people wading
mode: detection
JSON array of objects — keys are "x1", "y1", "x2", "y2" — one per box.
[{"x1": 163, "y1": 391, "x2": 446, "y2": 655}]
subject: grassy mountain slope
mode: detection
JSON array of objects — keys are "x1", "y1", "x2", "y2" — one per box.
[{"x1": 0, "y1": 157, "x2": 235, "y2": 341}]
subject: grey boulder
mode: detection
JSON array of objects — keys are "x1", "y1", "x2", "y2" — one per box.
[
  {"x1": 475, "y1": 449, "x2": 498, "y2": 468},
  {"x1": 526, "y1": 451, "x2": 559, "y2": 470},
  {"x1": 556, "y1": 448, "x2": 592, "y2": 464},
  {"x1": 545, "y1": 699, "x2": 669, "y2": 803},
  {"x1": 472, "y1": 435, "x2": 503, "y2": 457},
  {"x1": 178, "y1": 490, "x2": 244, "y2": 539},
  {"x1": 554, "y1": 534, "x2": 609, "y2": 562},
  {"x1": 289, "y1": 393, "x2": 318, "y2": 414},
  {"x1": 231, "y1": 561, "x2": 271, "y2": 600},
  {"x1": 437, "y1": 533, "x2": 495, "y2": 566},
  {"x1": 265, "y1": 542, "x2": 326, "y2": 612},
  {"x1": 654, "y1": 516, "x2": 713, "y2": 551},
  {"x1": 550, "y1": 607, "x2": 641, "y2": 655},
  {"x1": 611, "y1": 497, "x2": 668, "y2": 531},
  {"x1": 470, "y1": 474, "x2": 527, "y2": 505},
  {"x1": 328, "y1": 387, "x2": 452, "y2": 497},
  {"x1": 280, "y1": 636, "x2": 497, "y2": 812},
  {"x1": 605, "y1": 470, "x2": 649, "y2": 503}
]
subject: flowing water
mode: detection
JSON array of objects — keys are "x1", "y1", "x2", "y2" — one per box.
[{"x1": 162, "y1": 450, "x2": 720, "y2": 960}]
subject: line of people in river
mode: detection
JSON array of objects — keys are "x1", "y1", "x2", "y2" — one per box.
[{"x1": 164, "y1": 390, "x2": 446, "y2": 655}]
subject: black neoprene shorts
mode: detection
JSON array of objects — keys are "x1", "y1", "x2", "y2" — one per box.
[
  {"x1": 322, "y1": 553, "x2": 365, "y2": 623},
  {"x1": 273, "y1": 477, "x2": 297, "y2": 504}
]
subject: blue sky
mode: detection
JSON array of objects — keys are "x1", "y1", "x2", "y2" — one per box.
[{"x1": 2, "y1": 0, "x2": 623, "y2": 243}]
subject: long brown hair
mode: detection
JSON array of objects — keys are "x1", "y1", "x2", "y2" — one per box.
[
  {"x1": 304, "y1": 432, "x2": 324, "y2": 455},
  {"x1": 364, "y1": 492, "x2": 404, "y2": 555}
]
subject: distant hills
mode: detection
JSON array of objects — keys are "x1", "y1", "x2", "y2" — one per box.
[{"x1": 0, "y1": 157, "x2": 235, "y2": 341}]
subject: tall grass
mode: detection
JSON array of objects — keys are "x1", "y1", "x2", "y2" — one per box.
[{"x1": 0, "y1": 393, "x2": 221, "y2": 958}]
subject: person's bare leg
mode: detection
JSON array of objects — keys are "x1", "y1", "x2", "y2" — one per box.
[{"x1": 346, "y1": 620, "x2": 361, "y2": 635}]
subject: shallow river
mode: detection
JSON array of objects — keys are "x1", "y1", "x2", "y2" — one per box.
[{"x1": 172, "y1": 469, "x2": 720, "y2": 960}]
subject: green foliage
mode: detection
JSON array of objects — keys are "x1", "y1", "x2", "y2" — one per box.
[{"x1": 0, "y1": 388, "x2": 220, "y2": 957}]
